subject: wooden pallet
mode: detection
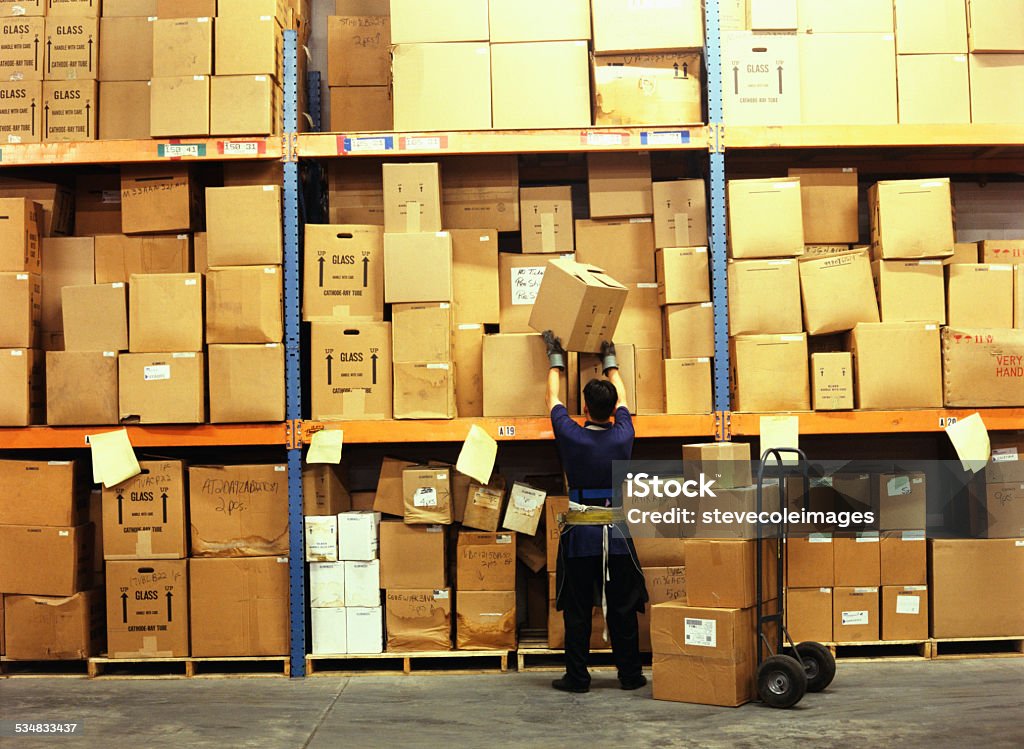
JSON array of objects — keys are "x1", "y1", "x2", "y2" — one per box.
[
  {"x1": 930, "y1": 636, "x2": 1024, "y2": 660},
  {"x1": 87, "y1": 656, "x2": 290, "y2": 679},
  {"x1": 823, "y1": 640, "x2": 933, "y2": 662},
  {"x1": 0, "y1": 657, "x2": 91, "y2": 679},
  {"x1": 306, "y1": 649, "x2": 510, "y2": 677},
  {"x1": 516, "y1": 637, "x2": 653, "y2": 672}
]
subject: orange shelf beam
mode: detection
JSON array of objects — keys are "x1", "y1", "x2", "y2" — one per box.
[
  {"x1": 728, "y1": 409, "x2": 1024, "y2": 437},
  {"x1": 0, "y1": 137, "x2": 283, "y2": 167},
  {"x1": 726, "y1": 124, "x2": 1024, "y2": 149},
  {"x1": 0, "y1": 424, "x2": 289, "y2": 450}
]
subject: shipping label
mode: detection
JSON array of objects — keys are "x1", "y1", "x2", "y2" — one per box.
[
  {"x1": 510, "y1": 266, "x2": 545, "y2": 306},
  {"x1": 684, "y1": 617, "x2": 716, "y2": 648}
]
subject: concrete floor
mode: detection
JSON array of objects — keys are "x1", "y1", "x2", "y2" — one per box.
[{"x1": 1, "y1": 660, "x2": 1022, "y2": 748}]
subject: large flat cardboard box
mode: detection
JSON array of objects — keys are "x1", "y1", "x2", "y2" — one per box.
[
  {"x1": 721, "y1": 31, "x2": 800, "y2": 125},
  {"x1": 873, "y1": 260, "x2": 946, "y2": 324},
  {"x1": 216, "y1": 15, "x2": 281, "y2": 77},
  {"x1": 95, "y1": 235, "x2": 191, "y2": 283},
  {"x1": 869, "y1": 179, "x2": 955, "y2": 260},
  {"x1": 389, "y1": 0, "x2": 487, "y2": 43},
  {"x1": 46, "y1": 351, "x2": 119, "y2": 425},
  {"x1": 329, "y1": 85, "x2": 393, "y2": 132},
  {"x1": 587, "y1": 152, "x2": 653, "y2": 220},
  {"x1": 0, "y1": 17, "x2": 45, "y2": 81},
  {"x1": 591, "y1": 0, "x2": 704, "y2": 53},
  {"x1": 128, "y1": 273, "x2": 202, "y2": 353},
  {"x1": 210, "y1": 75, "x2": 278, "y2": 137},
  {"x1": 441, "y1": 155, "x2": 519, "y2": 233},
  {"x1": 456, "y1": 590, "x2": 516, "y2": 651},
  {"x1": 812, "y1": 352, "x2": 854, "y2": 410},
  {"x1": 41, "y1": 80, "x2": 97, "y2": 142},
  {"x1": 208, "y1": 344, "x2": 285, "y2": 423},
  {"x1": 310, "y1": 321, "x2": 393, "y2": 420},
  {"x1": 379, "y1": 520, "x2": 447, "y2": 589},
  {"x1": 150, "y1": 75, "x2": 209, "y2": 137},
  {"x1": 392, "y1": 43, "x2": 491, "y2": 131},
  {"x1": 153, "y1": 17, "x2": 213, "y2": 77},
  {"x1": 663, "y1": 302, "x2": 714, "y2": 358},
  {"x1": 929, "y1": 538, "x2": 1024, "y2": 637},
  {"x1": 0, "y1": 458, "x2": 88, "y2": 526},
  {"x1": 799, "y1": 251, "x2": 880, "y2": 335},
  {"x1": 491, "y1": 41, "x2": 591, "y2": 130},
  {"x1": 0, "y1": 272, "x2": 40, "y2": 349},
  {"x1": 833, "y1": 586, "x2": 880, "y2": 642},
  {"x1": 392, "y1": 303, "x2": 451, "y2": 362},
  {"x1": 520, "y1": 187, "x2": 573, "y2": 254},
  {"x1": 730, "y1": 334, "x2": 810, "y2": 411},
  {"x1": 877, "y1": 472, "x2": 927, "y2": 530},
  {"x1": 99, "y1": 17, "x2": 154, "y2": 81},
  {"x1": 0, "y1": 81, "x2": 43, "y2": 144},
  {"x1": 499, "y1": 253, "x2": 560, "y2": 332},
  {"x1": 189, "y1": 464, "x2": 289, "y2": 557},
  {"x1": 947, "y1": 264, "x2": 1014, "y2": 327},
  {"x1": 383, "y1": 232, "x2": 453, "y2": 303},
  {"x1": 189, "y1": 556, "x2": 290, "y2": 657},
  {"x1": 653, "y1": 180, "x2": 707, "y2": 250},
  {"x1": 206, "y1": 186, "x2": 282, "y2": 266},
  {"x1": 664, "y1": 358, "x2": 712, "y2": 414},
  {"x1": 897, "y1": 55, "x2": 971, "y2": 124},
  {"x1": 385, "y1": 589, "x2": 452, "y2": 652},
  {"x1": 489, "y1": 0, "x2": 589, "y2": 42},
  {"x1": 834, "y1": 533, "x2": 881, "y2": 587},
  {"x1": 787, "y1": 536, "x2": 834, "y2": 588},
  {"x1": 382, "y1": 163, "x2": 442, "y2": 235},
  {"x1": 657, "y1": 247, "x2": 709, "y2": 305},
  {"x1": 393, "y1": 361, "x2": 456, "y2": 420},
  {"x1": 302, "y1": 465, "x2": 351, "y2": 518},
  {"x1": 881, "y1": 585, "x2": 929, "y2": 640},
  {"x1": 789, "y1": 168, "x2": 858, "y2": 245},
  {"x1": 98, "y1": 81, "x2": 152, "y2": 140},
  {"x1": 786, "y1": 587, "x2": 833, "y2": 643},
  {"x1": 62, "y1": 282, "x2": 127, "y2": 352},
  {"x1": 575, "y1": 218, "x2": 656, "y2": 284},
  {"x1": 102, "y1": 460, "x2": 187, "y2": 560},
  {"x1": 880, "y1": 530, "x2": 927, "y2": 585},
  {"x1": 799, "y1": 33, "x2": 897, "y2": 124},
  {"x1": 529, "y1": 257, "x2": 628, "y2": 352},
  {"x1": 451, "y1": 229, "x2": 498, "y2": 325},
  {"x1": 0, "y1": 198, "x2": 41, "y2": 273},
  {"x1": 727, "y1": 178, "x2": 804, "y2": 259},
  {"x1": 106, "y1": 559, "x2": 188, "y2": 658},
  {"x1": 0, "y1": 524, "x2": 92, "y2": 595},
  {"x1": 121, "y1": 164, "x2": 199, "y2": 235},
  {"x1": 3, "y1": 589, "x2": 103, "y2": 660},
  {"x1": 851, "y1": 323, "x2": 942, "y2": 409},
  {"x1": 483, "y1": 334, "x2": 565, "y2": 416},
  {"x1": 727, "y1": 259, "x2": 802, "y2": 336},
  {"x1": 44, "y1": 16, "x2": 98, "y2": 81},
  {"x1": 969, "y1": 53, "x2": 1024, "y2": 123},
  {"x1": 457, "y1": 531, "x2": 516, "y2": 591},
  {"x1": 968, "y1": 0, "x2": 1024, "y2": 52},
  {"x1": 0, "y1": 348, "x2": 43, "y2": 426},
  {"x1": 328, "y1": 15, "x2": 391, "y2": 86},
  {"x1": 118, "y1": 352, "x2": 206, "y2": 424},
  {"x1": 206, "y1": 266, "x2": 283, "y2": 344},
  {"x1": 684, "y1": 539, "x2": 777, "y2": 609},
  {"x1": 593, "y1": 52, "x2": 702, "y2": 127},
  {"x1": 303, "y1": 224, "x2": 384, "y2": 322},
  {"x1": 454, "y1": 323, "x2": 484, "y2": 417},
  {"x1": 942, "y1": 326, "x2": 1024, "y2": 407}
]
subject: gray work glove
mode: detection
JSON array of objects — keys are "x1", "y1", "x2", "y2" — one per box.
[
  {"x1": 543, "y1": 330, "x2": 566, "y2": 370},
  {"x1": 601, "y1": 340, "x2": 618, "y2": 374}
]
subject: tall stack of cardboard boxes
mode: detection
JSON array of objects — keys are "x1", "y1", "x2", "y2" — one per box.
[{"x1": 327, "y1": 0, "x2": 392, "y2": 132}]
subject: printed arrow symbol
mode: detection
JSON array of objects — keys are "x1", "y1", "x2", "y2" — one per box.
[
  {"x1": 88, "y1": 37, "x2": 93, "y2": 71},
  {"x1": 44, "y1": 103, "x2": 49, "y2": 138},
  {"x1": 362, "y1": 256, "x2": 369, "y2": 288},
  {"x1": 34, "y1": 36, "x2": 39, "y2": 69},
  {"x1": 778, "y1": 66, "x2": 784, "y2": 94},
  {"x1": 371, "y1": 353, "x2": 378, "y2": 385},
  {"x1": 121, "y1": 592, "x2": 128, "y2": 624},
  {"x1": 46, "y1": 39, "x2": 51, "y2": 73},
  {"x1": 326, "y1": 353, "x2": 333, "y2": 386},
  {"x1": 117, "y1": 493, "x2": 124, "y2": 525},
  {"x1": 30, "y1": 99, "x2": 36, "y2": 136},
  {"x1": 318, "y1": 256, "x2": 325, "y2": 287},
  {"x1": 161, "y1": 493, "x2": 168, "y2": 523},
  {"x1": 85, "y1": 101, "x2": 91, "y2": 137},
  {"x1": 733, "y1": 65, "x2": 739, "y2": 95},
  {"x1": 166, "y1": 592, "x2": 173, "y2": 622}
]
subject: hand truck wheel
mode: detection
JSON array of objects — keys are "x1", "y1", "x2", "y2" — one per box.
[
  {"x1": 783, "y1": 641, "x2": 836, "y2": 693},
  {"x1": 756, "y1": 654, "x2": 808, "y2": 709}
]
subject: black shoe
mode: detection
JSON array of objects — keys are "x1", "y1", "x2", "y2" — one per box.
[
  {"x1": 620, "y1": 674, "x2": 648, "y2": 691},
  {"x1": 552, "y1": 676, "x2": 590, "y2": 693}
]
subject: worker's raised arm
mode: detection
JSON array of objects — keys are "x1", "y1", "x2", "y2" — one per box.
[
  {"x1": 543, "y1": 330, "x2": 566, "y2": 412},
  {"x1": 602, "y1": 341, "x2": 628, "y2": 413}
]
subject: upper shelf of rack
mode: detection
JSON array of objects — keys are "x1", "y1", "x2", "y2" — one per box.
[
  {"x1": 297, "y1": 126, "x2": 711, "y2": 158},
  {"x1": 726, "y1": 124, "x2": 1024, "y2": 149},
  {"x1": 0, "y1": 424, "x2": 289, "y2": 450},
  {"x1": 0, "y1": 137, "x2": 284, "y2": 167},
  {"x1": 728, "y1": 409, "x2": 1024, "y2": 436}
]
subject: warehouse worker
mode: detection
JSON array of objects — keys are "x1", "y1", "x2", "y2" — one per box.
[{"x1": 543, "y1": 331, "x2": 649, "y2": 694}]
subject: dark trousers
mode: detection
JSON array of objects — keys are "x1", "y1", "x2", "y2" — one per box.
[{"x1": 561, "y1": 554, "x2": 643, "y2": 685}]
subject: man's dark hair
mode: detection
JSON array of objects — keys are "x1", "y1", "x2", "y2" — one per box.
[{"x1": 583, "y1": 379, "x2": 617, "y2": 422}]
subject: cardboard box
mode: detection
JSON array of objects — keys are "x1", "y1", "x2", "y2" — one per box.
[
  {"x1": 580, "y1": 344, "x2": 637, "y2": 411},
  {"x1": 482, "y1": 333, "x2": 564, "y2": 416},
  {"x1": 392, "y1": 43, "x2": 491, "y2": 131},
  {"x1": 120, "y1": 164, "x2": 199, "y2": 235},
  {"x1": 799, "y1": 33, "x2": 897, "y2": 125},
  {"x1": 929, "y1": 538, "x2": 1024, "y2": 637},
  {"x1": 529, "y1": 257, "x2": 628, "y2": 353},
  {"x1": 663, "y1": 302, "x2": 714, "y2": 358},
  {"x1": 969, "y1": 53, "x2": 1024, "y2": 123},
  {"x1": 833, "y1": 586, "x2": 879, "y2": 642},
  {"x1": 881, "y1": 585, "x2": 929, "y2": 640},
  {"x1": 46, "y1": 351, "x2": 118, "y2": 425},
  {"x1": 451, "y1": 229, "x2": 498, "y2": 325},
  {"x1": 721, "y1": 31, "x2": 801, "y2": 125},
  {"x1": 576, "y1": 217, "x2": 656, "y2": 283},
  {"x1": 635, "y1": 347, "x2": 666, "y2": 414},
  {"x1": 150, "y1": 75, "x2": 209, "y2": 138},
  {"x1": 544, "y1": 495, "x2": 569, "y2": 568},
  {"x1": 206, "y1": 186, "x2": 282, "y2": 266},
  {"x1": 727, "y1": 178, "x2": 804, "y2": 259},
  {"x1": 383, "y1": 232, "x2": 453, "y2": 304},
  {"x1": 799, "y1": 251, "x2": 880, "y2": 335},
  {"x1": 105, "y1": 0, "x2": 159, "y2": 15},
  {"x1": 0, "y1": 0, "x2": 43, "y2": 15},
  {"x1": 0, "y1": 81, "x2": 43, "y2": 143},
  {"x1": 950, "y1": 242, "x2": 981, "y2": 265},
  {"x1": 302, "y1": 465, "x2": 351, "y2": 518},
  {"x1": 0, "y1": 524, "x2": 92, "y2": 595},
  {"x1": 188, "y1": 464, "x2": 288, "y2": 557},
  {"x1": 105, "y1": 559, "x2": 188, "y2": 658},
  {"x1": 683, "y1": 539, "x2": 776, "y2": 609},
  {"x1": 787, "y1": 535, "x2": 834, "y2": 588},
  {"x1": 880, "y1": 530, "x2": 927, "y2": 585},
  {"x1": 206, "y1": 266, "x2": 283, "y2": 344},
  {"x1": 797, "y1": 0, "x2": 895, "y2": 32},
  {"x1": 975, "y1": 482, "x2": 1024, "y2": 538},
  {"x1": 968, "y1": 0, "x2": 1024, "y2": 52},
  {"x1": 311, "y1": 607, "x2": 346, "y2": 654},
  {"x1": 730, "y1": 334, "x2": 810, "y2": 412},
  {"x1": 455, "y1": 590, "x2": 516, "y2": 650},
  {"x1": 389, "y1": 0, "x2": 487, "y2": 43},
  {"x1": 0, "y1": 459, "x2": 87, "y2": 527},
  {"x1": 189, "y1": 556, "x2": 289, "y2": 657},
  {"x1": 457, "y1": 531, "x2": 516, "y2": 591},
  {"x1": 3, "y1": 589, "x2": 103, "y2": 660},
  {"x1": 441, "y1": 155, "x2": 519, "y2": 233},
  {"x1": 42, "y1": 80, "x2": 97, "y2": 141},
  {"x1": 653, "y1": 180, "x2": 707, "y2": 251},
  {"x1": 942, "y1": 326, "x2": 1024, "y2": 407},
  {"x1": 812, "y1": 352, "x2": 853, "y2": 410},
  {"x1": 656, "y1": 247, "x2": 710, "y2": 305},
  {"x1": 392, "y1": 303, "x2": 451, "y2": 363},
  {"x1": 947, "y1": 264, "x2": 1014, "y2": 327},
  {"x1": 383, "y1": 163, "x2": 443, "y2": 228},
  {"x1": 461, "y1": 476, "x2": 507, "y2": 532},
  {"x1": 548, "y1": 571, "x2": 606, "y2": 649},
  {"x1": 75, "y1": 173, "x2": 122, "y2": 237},
  {"x1": 727, "y1": 259, "x2": 801, "y2": 336},
  {"x1": 102, "y1": 460, "x2": 187, "y2": 560},
  {"x1": 869, "y1": 179, "x2": 955, "y2": 260},
  {"x1": 590, "y1": 0, "x2": 704, "y2": 53},
  {"x1": 310, "y1": 321, "x2": 392, "y2": 420},
  {"x1": 46, "y1": 0, "x2": 101, "y2": 13},
  {"x1": 489, "y1": 0, "x2": 589, "y2": 42},
  {"x1": 0, "y1": 198, "x2": 41, "y2": 272},
  {"x1": 0, "y1": 348, "x2": 43, "y2": 426},
  {"x1": 520, "y1": 187, "x2": 573, "y2": 254},
  {"x1": 877, "y1": 473, "x2": 927, "y2": 531},
  {"x1": 98, "y1": 81, "x2": 151, "y2": 140},
  {"x1": 0, "y1": 17, "x2": 45, "y2": 82},
  {"x1": 897, "y1": 54, "x2": 971, "y2": 124},
  {"x1": 345, "y1": 606, "x2": 383, "y2": 654},
  {"x1": 210, "y1": 75, "x2": 278, "y2": 137},
  {"x1": 310, "y1": 562, "x2": 345, "y2": 608},
  {"x1": 491, "y1": 41, "x2": 590, "y2": 129},
  {"x1": 402, "y1": 466, "x2": 453, "y2": 525},
  {"x1": 851, "y1": 323, "x2": 942, "y2": 409},
  {"x1": 305, "y1": 516, "x2": 338, "y2": 562},
  {"x1": 502, "y1": 482, "x2": 546, "y2": 536},
  {"x1": 94, "y1": 235, "x2": 190, "y2": 283},
  {"x1": 786, "y1": 587, "x2": 832, "y2": 643},
  {"x1": 118, "y1": 352, "x2": 206, "y2": 424},
  {"x1": 373, "y1": 456, "x2": 414, "y2": 517},
  {"x1": 983, "y1": 240, "x2": 1024, "y2": 265},
  {"x1": 328, "y1": 14, "x2": 390, "y2": 86},
  {"x1": 385, "y1": 589, "x2": 452, "y2": 652},
  {"x1": 99, "y1": 17, "x2": 154, "y2": 81},
  {"x1": 393, "y1": 361, "x2": 455, "y2": 420},
  {"x1": 587, "y1": 152, "x2": 653, "y2": 220},
  {"x1": 43, "y1": 16, "x2": 98, "y2": 81},
  {"x1": 40, "y1": 236, "x2": 94, "y2": 337},
  {"x1": 303, "y1": 224, "x2": 384, "y2": 322},
  {"x1": 208, "y1": 344, "x2": 285, "y2": 423},
  {"x1": 0, "y1": 272, "x2": 40, "y2": 349},
  {"x1": 593, "y1": 52, "x2": 702, "y2": 127},
  {"x1": 873, "y1": 259, "x2": 946, "y2": 324},
  {"x1": 664, "y1": 358, "x2": 712, "y2": 414},
  {"x1": 153, "y1": 17, "x2": 213, "y2": 77},
  {"x1": 789, "y1": 168, "x2": 858, "y2": 245},
  {"x1": 0, "y1": 178, "x2": 67, "y2": 239},
  {"x1": 328, "y1": 160, "x2": 383, "y2": 226},
  {"x1": 498, "y1": 253, "x2": 560, "y2": 332},
  {"x1": 345, "y1": 560, "x2": 380, "y2": 607},
  {"x1": 453, "y1": 323, "x2": 484, "y2": 417},
  {"x1": 834, "y1": 533, "x2": 881, "y2": 587},
  {"x1": 329, "y1": 85, "x2": 392, "y2": 132},
  {"x1": 337, "y1": 511, "x2": 380, "y2": 561},
  {"x1": 749, "y1": 0, "x2": 797, "y2": 29},
  {"x1": 216, "y1": 15, "x2": 281, "y2": 77},
  {"x1": 128, "y1": 273, "x2": 202, "y2": 353},
  {"x1": 62, "y1": 282, "x2": 127, "y2": 352},
  {"x1": 379, "y1": 521, "x2": 447, "y2": 589}
]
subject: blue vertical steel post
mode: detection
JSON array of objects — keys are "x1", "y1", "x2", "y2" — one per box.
[
  {"x1": 704, "y1": 0, "x2": 731, "y2": 412},
  {"x1": 283, "y1": 29, "x2": 306, "y2": 678}
]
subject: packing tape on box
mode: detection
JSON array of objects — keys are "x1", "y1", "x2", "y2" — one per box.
[
  {"x1": 134, "y1": 529, "x2": 154, "y2": 558},
  {"x1": 582, "y1": 310, "x2": 611, "y2": 353},
  {"x1": 673, "y1": 214, "x2": 690, "y2": 246},
  {"x1": 331, "y1": 304, "x2": 356, "y2": 319},
  {"x1": 343, "y1": 388, "x2": 367, "y2": 417},
  {"x1": 541, "y1": 213, "x2": 556, "y2": 252},
  {"x1": 406, "y1": 201, "x2": 421, "y2": 233}
]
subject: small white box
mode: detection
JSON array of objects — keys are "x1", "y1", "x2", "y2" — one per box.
[
  {"x1": 338, "y1": 511, "x2": 381, "y2": 561},
  {"x1": 311, "y1": 607, "x2": 347, "y2": 655},
  {"x1": 305, "y1": 516, "x2": 339, "y2": 562},
  {"x1": 344, "y1": 560, "x2": 381, "y2": 608},
  {"x1": 309, "y1": 562, "x2": 345, "y2": 608},
  {"x1": 345, "y1": 606, "x2": 384, "y2": 654}
]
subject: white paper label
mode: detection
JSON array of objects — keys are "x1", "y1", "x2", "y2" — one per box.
[
  {"x1": 902, "y1": 530, "x2": 926, "y2": 542},
  {"x1": 172, "y1": 352, "x2": 196, "y2": 359},
  {"x1": 781, "y1": 335, "x2": 803, "y2": 341},
  {"x1": 433, "y1": 590, "x2": 449, "y2": 599},
  {"x1": 426, "y1": 363, "x2": 449, "y2": 370},
  {"x1": 496, "y1": 534, "x2": 513, "y2": 544},
  {"x1": 112, "y1": 282, "x2": 125, "y2": 288},
  {"x1": 896, "y1": 595, "x2": 920, "y2": 615},
  {"x1": 184, "y1": 279, "x2": 197, "y2": 286},
  {"x1": 59, "y1": 530, "x2": 69, "y2": 537},
  {"x1": 512, "y1": 485, "x2": 546, "y2": 512},
  {"x1": 684, "y1": 618, "x2": 717, "y2": 648},
  {"x1": 887, "y1": 476, "x2": 911, "y2": 496},
  {"x1": 638, "y1": 282, "x2": 658, "y2": 288},
  {"x1": 9, "y1": 350, "x2": 22, "y2": 357},
  {"x1": 629, "y1": 217, "x2": 653, "y2": 224},
  {"x1": 842, "y1": 610, "x2": 869, "y2": 626},
  {"x1": 511, "y1": 266, "x2": 546, "y2": 305},
  {"x1": 819, "y1": 587, "x2": 832, "y2": 594},
  {"x1": 808, "y1": 533, "x2": 832, "y2": 543},
  {"x1": 856, "y1": 533, "x2": 880, "y2": 543},
  {"x1": 458, "y1": 324, "x2": 482, "y2": 330},
  {"x1": 414, "y1": 487, "x2": 438, "y2": 507},
  {"x1": 144, "y1": 365, "x2": 171, "y2": 381},
  {"x1": 274, "y1": 465, "x2": 287, "y2": 472},
  {"x1": 15, "y1": 273, "x2": 27, "y2": 280},
  {"x1": 992, "y1": 447, "x2": 1019, "y2": 463},
  {"x1": 426, "y1": 525, "x2": 443, "y2": 533}
]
